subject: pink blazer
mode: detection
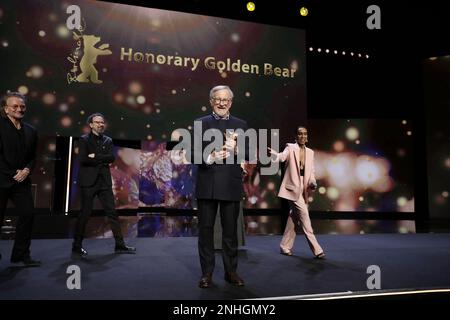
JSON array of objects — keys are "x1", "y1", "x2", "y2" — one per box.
[{"x1": 275, "y1": 143, "x2": 316, "y2": 202}]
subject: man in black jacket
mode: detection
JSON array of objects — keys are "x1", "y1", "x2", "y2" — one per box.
[
  {"x1": 0, "y1": 92, "x2": 40, "y2": 266},
  {"x1": 195, "y1": 85, "x2": 248, "y2": 288},
  {"x1": 72, "y1": 113, "x2": 135, "y2": 256}
]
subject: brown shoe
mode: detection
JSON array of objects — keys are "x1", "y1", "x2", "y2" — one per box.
[
  {"x1": 224, "y1": 272, "x2": 245, "y2": 286},
  {"x1": 198, "y1": 273, "x2": 212, "y2": 288}
]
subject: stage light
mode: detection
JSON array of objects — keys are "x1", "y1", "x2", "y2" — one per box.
[
  {"x1": 346, "y1": 127, "x2": 359, "y2": 140},
  {"x1": 397, "y1": 197, "x2": 407, "y2": 207},
  {"x1": 18, "y1": 85, "x2": 28, "y2": 95},
  {"x1": 445, "y1": 157, "x2": 450, "y2": 168},
  {"x1": 350, "y1": 52, "x2": 354, "y2": 56},
  {"x1": 129, "y1": 81, "x2": 142, "y2": 94},
  {"x1": 61, "y1": 116, "x2": 72, "y2": 127},
  {"x1": 126, "y1": 95, "x2": 136, "y2": 106},
  {"x1": 56, "y1": 25, "x2": 70, "y2": 38},
  {"x1": 442, "y1": 191, "x2": 449, "y2": 198},
  {"x1": 334, "y1": 50, "x2": 338, "y2": 54},
  {"x1": 402, "y1": 120, "x2": 407, "y2": 125},
  {"x1": 59, "y1": 103, "x2": 68, "y2": 112},
  {"x1": 325, "y1": 49, "x2": 330, "y2": 53},
  {"x1": 358, "y1": 53, "x2": 362, "y2": 57},
  {"x1": 246, "y1": 2, "x2": 255, "y2": 12},
  {"x1": 333, "y1": 140, "x2": 345, "y2": 152},
  {"x1": 136, "y1": 95, "x2": 146, "y2": 104},
  {"x1": 309, "y1": 47, "x2": 313, "y2": 51},
  {"x1": 356, "y1": 160, "x2": 380, "y2": 185},
  {"x1": 29, "y1": 65, "x2": 44, "y2": 78},
  {"x1": 300, "y1": 7, "x2": 309, "y2": 16},
  {"x1": 317, "y1": 48, "x2": 322, "y2": 52},
  {"x1": 366, "y1": 54, "x2": 369, "y2": 58},
  {"x1": 42, "y1": 93, "x2": 56, "y2": 105},
  {"x1": 142, "y1": 106, "x2": 152, "y2": 114},
  {"x1": 326, "y1": 187, "x2": 339, "y2": 200},
  {"x1": 38, "y1": 30, "x2": 46, "y2": 37},
  {"x1": 230, "y1": 33, "x2": 240, "y2": 43},
  {"x1": 342, "y1": 51, "x2": 346, "y2": 55}
]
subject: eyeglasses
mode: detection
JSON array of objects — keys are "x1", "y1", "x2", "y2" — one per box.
[
  {"x1": 7, "y1": 104, "x2": 26, "y2": 110},
  {"x1": 211, "y1": 97, "x2": 232, "y2": 104}
]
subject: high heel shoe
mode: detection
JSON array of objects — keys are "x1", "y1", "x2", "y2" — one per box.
[
  {"x1": 314, "y1": 252, "x2": 326, "y2": 259},
  {"x1": 280, "y1": 248, "x2": 293, "y2": 256}
]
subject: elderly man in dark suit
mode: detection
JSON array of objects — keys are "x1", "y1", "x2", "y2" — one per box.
[
  {"x1": 72, "y1": 113, "x2": 135, "y2": 256},
  {"x1": 194, "y1": 85, "x2": 249, "y2": 288},
  {"x1": 0, "y1": 92, "x2": 40, "y2": 266}
]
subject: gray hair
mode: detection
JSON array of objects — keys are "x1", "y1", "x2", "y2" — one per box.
[
  {"x1": 209, "y1": 85, "x2": 234, "y2": 99},
  {"x1": 2, "y1": 91, "x2": 26, "y2": 107}
]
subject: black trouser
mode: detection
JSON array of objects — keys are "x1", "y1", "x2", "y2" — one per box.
[
  {"x1": 0, "y1": 183, "x2": 35, "y2": 261},
  {"x1": 73, "y1": 179, "x2": 124, "y2": 247},
  {"x1": 197, "y1": 199, "x2": 240, "y2": 275}
]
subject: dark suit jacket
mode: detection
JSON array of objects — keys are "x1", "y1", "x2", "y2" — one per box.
[
  {"x1": 0, "y1": 116, "x2": 37, "y2": 188},
  {"x1": 194, "y1": 114, "x2": 248, "y2": 201},
  {"x1": 77, "y1": 133, "x2": 115, "y2": 187}
]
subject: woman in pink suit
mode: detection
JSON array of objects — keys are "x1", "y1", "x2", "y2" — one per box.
[{"x1": 269, "y1": 126, "x2": 325, "y2": 259}]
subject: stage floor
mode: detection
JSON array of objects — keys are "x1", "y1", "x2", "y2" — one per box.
[{"x1": 1, "y1": 234, "x2": 450, "y2": 300}]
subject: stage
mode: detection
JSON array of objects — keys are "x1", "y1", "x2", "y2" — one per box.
[{"x1": 1, "y1": 233, "x2": 450, "y2": 300}]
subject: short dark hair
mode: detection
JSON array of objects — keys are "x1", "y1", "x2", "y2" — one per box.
[
  {"x1": 295, "y1": 126, "x2": 307, "y2": 134},
  {"x1": 2, "y1": 91, "x2": 26, "y2": 107},
  {"x1": 86, "y1": 113, "x2": 105, "y2": 125}
]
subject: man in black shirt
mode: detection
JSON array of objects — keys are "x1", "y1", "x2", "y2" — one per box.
[
  {"x1": 195, "y1": 85, "x2": 248, "y2": 288},
  {"x1": 0, "y1": 92, "x2": 40, "y2": 266},
  {"x1": 72, "y1": 113, "x2": 135, "y2": 256}
]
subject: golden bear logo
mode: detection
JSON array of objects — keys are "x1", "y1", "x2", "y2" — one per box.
[{"x1": 74, "y1": 34, "x2": 112, "y2": 84}]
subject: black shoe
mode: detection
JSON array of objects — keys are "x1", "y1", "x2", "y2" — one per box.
[
  {"x1": 224, "y1": 272, "x2": 245, "y2": 286},
  {"x1": 314, "y1": 252, "x2": 326, "y2": 259},
  {"x1": 11, "y1": 256, "x2": 41, "y2": 267},
  {"x1": 72, "y1": 246, "x2": 88, "y2": 257},
  {"x1": 115, "y1": 245, "x2": 136, "y2": 254},
  {"x1": 198, "y1": 273, "x2": 212, "y2": 288}
]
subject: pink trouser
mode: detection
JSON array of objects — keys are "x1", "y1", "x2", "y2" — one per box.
[{"x1": 279, "y1": 184, "x2": 323, "y2": 256}]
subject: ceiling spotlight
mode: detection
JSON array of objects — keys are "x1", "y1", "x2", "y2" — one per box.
[
  {"x1": 350, "y1": 52, "x2": 354, "y2": 56},
  {"x1": 317, "y1": 48, "x2": 322, "y2": 52},
  {"x1": 334, "y1": 50, "x2": 338, "y2": 54},
  {"x1": 246, "y1": 2, "x2": 255, "y2": 12},
  {"x1": 366, "y1": 54, "x2": 369, "y2": 59},
  {"x1": 342, "y1": 51, "x2": 346, "y2": 55},
  {"x1": 300, "y1": 7, "x2": 309, "y2": 16},
  {"x1": 309, "y1": 47, "x2": 313, "y2": 51},
  {"x1": 325, "y1": 49, "x2": 330, "y2": 53},
  {"x1": 358, "y1": 53, "x2": 362, "y2": 57}
]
